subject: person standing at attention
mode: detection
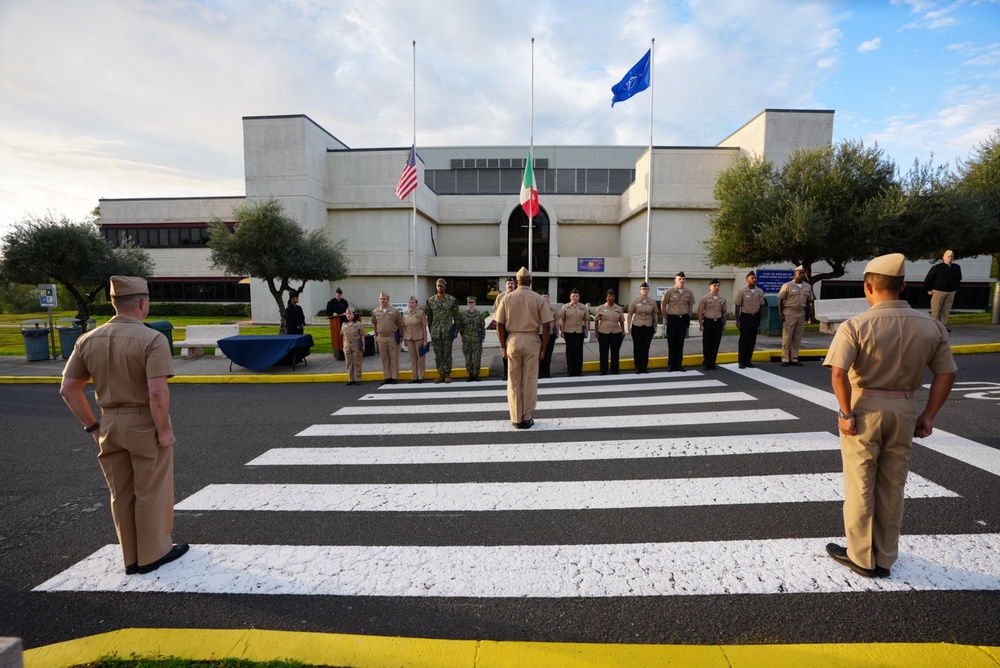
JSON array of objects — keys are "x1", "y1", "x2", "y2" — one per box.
[
  {"x1": 459, "y1": 296, "x2": 486, "y2": 381},
  {"x1": 923, "y1": 250, "x2": 962, "y2": 331},
  {"x1": 823, "y1": 253, "x2": 955, "y2": 579},
  {"x1": 426, "y1": 278, "x2": 461, "y2": 383},
  {"x1": 661, "y1": 271, "x2": 694, "y2": 372},
  {"x1": 341, "y1": 307, "x2": 364, "y2": 386},
  {"x1": 401, "y1": 295, "x2": 428, "y2": 384},
  {"x1": 493, "y1": 276, "x2": 516, "y2": 380},
  {"x1": 594, "y1": 289, "x2": 625, "y2": 375},
  {"x1": 325, "y1": 288, "x2": 349, "y2": 361},
  {"x1": 734, "y1": 271, "x2": 766, "y2": 369},
  {"x1": 778, "y1": 266, "x2": 814, "y2": 367},
  {"x1": 559, "y1": 288, "x2": 588, "y2": 377},
  {"x1": 371, "y1": 291, "x2": 402, "y2": 385},
  {"x1": 495, "y1": 267, "x2": 553, "y2": 429},
  {"x1": 697, "y1": 278, "x2": 727, "y2": 370},
  {"x1": 59, "y1": 276, "x2": 187, "y2": 576},
  {"x1": 285, "y1": 290, "x2": 305, "y2": 335},
  {"x1": 627, "y1": 281, "x2": 658, "y2": 374},
  {"x1": 538, "y1": 291, "x2": 559, "y2": 379}
]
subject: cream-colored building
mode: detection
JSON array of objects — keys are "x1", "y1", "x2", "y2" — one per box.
[{"x1": 102, "y1": 108, "x2": 988, "y2": 322}]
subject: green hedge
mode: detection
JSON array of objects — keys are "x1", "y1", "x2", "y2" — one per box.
[{"x1": 89, "y1": 302, "x2": 251, "y2": 317}]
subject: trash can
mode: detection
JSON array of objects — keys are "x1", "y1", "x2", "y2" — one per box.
[
  {"x1": 145, "y1": 320, "x2": 175, "y2": 353},
  {"x1": 56, "y1": 318, "x2": 83, "y2": 359},
  {"x1": 21, "y1": 320, "x2": 51, "y2": 361},
  {"x1": 759, "y1": 295, "x2": 783, "y2": 336}
]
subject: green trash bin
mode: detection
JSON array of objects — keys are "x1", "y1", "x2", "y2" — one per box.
[
  {"x1": 56, "y1": 318, "x2": 83, "y2": 359},
  {"x1": 145, "y1": 320, "x2": 175, "y2": 353},
  {"x1": 21, "y1": 320, "x2": 51, "y2": 361},
  {"x1": 759, "y1": 295, "x2": 783, "y2": 336}
]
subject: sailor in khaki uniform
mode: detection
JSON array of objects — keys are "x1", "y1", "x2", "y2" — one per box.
[
  {"x1": 372, "y1": 291, "x2": 402, "y2": 384},
  {"x1": 660, "y1": 271, "x2": 694, "y2": 372},
  {"x1": 538, "y1": 292, "x2": 559, "y2": 378},
  {"x1": 594, "y1": 289, "x2": 625, "y2": 375},
  {"x1": 559, "y1": 288, "x2": 589, "y2": 377},
  {"x1": 627, "y1": 281, "x2": 658, "y2": 374},
  {"x1": 734, "y1": 271, "x2": 766, "y2": 368},
  {"x1": 823, "y1": 253, "x2": 956, "y2": 578},
  {"x1": 495, "y1": 267, "x2": 553, "y2": 429},
  {"x1": 697, "y1": 278, "x2": 727, "y2": 370},
  {"x1": 341, "y1": 307, "x2": 365, "y2": 385},
  {"x1": 493, "y1": 277, "x2": 516, "y2": 380},
  {"x1": 777, "y1": 266, "x2": 814, "y2": 366},
  {"x1": 401, "y1": 295, "x2": 428, "y2": 383},
  {"x1": 60, "y1": 276, "x2": 187, "y2": 575}
]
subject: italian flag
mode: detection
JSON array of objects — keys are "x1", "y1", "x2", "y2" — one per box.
[{"x1": 520, "y1": 153, "x2": 539, "y2": 217}]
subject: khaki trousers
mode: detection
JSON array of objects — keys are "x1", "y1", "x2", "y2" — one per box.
[
  {"x1": 377, "y1": 335, "x2": 399, "y2": 379},
  {"x1": 97, "y1": 409, "x2": 174, "y2": 569},
  {"x1": 345, "y1": 341, "x2": 363, "y2": 381},
  {"x1": 405, "y1": 338, "x2": 425, "y2": 380},
  {"x1": 930, "y1": 290, "x2": 955, "y2": 327},
  {"x1": 506, "y1": 332, "x2": 541, "y2": 423},
  {"x1": 840, "y1": 395, "x2": 916, "y2": 570},
  {"x1": 781, "y1": 310, "x2": 805, "y2": 363}
]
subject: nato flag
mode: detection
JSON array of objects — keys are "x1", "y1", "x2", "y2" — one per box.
[{"x1": 611, "y1": 49, "x2": 651, "y2": 107}]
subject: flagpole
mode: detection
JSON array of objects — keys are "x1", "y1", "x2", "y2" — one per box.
[
  {"x1": 411, "y1": 40, "x2": 418, "y2": 298},
  {"x1": 644, "y1": 38, "x2": 654, "y2": 286},
  {"x1": 528, "y1": 37, "x2": 535, "y2": 275}
]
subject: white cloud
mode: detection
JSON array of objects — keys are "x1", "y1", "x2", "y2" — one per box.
[{"x1": 858, "y1": 37, "x2": 883, "y2": 53}]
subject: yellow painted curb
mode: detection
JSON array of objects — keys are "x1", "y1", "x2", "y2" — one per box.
[{"x1": 21, "y1": 629, "x2": 1000, "y2": 668}]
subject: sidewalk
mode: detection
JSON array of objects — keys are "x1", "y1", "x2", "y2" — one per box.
[{"x1": 2, "y1": 324, "x2": 998, "y2": 383}]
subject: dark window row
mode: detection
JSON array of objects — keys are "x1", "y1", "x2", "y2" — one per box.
[
  {"x1": 102, "y1": 225, "x2": 230, "y2": 248},
  {"x1": 425, "y1": 168, "x2": 636, "y2": 195},
  {"x1": 449, "y1": 158, "x2": 549, "y2": 170},
  {"x1": 149, "y1": 280, "x2": 249, "y2": 302}
]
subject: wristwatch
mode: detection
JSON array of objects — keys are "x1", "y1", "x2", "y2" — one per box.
[
  {"x1": 837, "y1": 410, "x2": 853, "y2": 420},
  {"x1": 84, "y1": 421, "x2": 101, "y2": 433}
]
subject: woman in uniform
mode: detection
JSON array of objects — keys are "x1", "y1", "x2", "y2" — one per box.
[
  {"x1": 341, "y1": 307, "x2": 365, "y2": 386},
  {"x1": 627, "y1": 281, "x2": 658, "y2": 374},
  {"x1": 594, "y1": 289, "x2": 625, "y2": 375},
  {"x1": 402, "y1": 295, "x2": 429, "y2": 383}
]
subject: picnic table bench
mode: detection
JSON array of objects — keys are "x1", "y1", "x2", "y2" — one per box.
[{"x1": 178, "y1": 324, "x2": 240, "y2": 358}]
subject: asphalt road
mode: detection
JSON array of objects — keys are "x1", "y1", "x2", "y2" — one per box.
[{"x1": 2, "y1": 355, "x2": 999, "y2": 649}]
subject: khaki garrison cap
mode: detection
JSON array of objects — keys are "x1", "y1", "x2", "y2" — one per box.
[
  {"x1": 864, "y1": 253, "x2": 906, "y2": 277},
  {"x1": 516, "y1": 266, "x2": 530, "y2": 279},
  {"x1": 110, "y1": 276, "x2": 148, "y2": 297}
]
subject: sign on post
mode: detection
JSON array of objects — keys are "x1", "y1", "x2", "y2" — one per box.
[{"x1": 38, "y1": 284, "x2": 58, "y2": 308}]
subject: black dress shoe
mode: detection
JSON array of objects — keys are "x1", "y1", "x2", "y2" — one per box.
[
  {"x1": 137, "y1": 543, "x2": 189, "y2": 574},
  {"x1": 125, "y1": 563, "x2": 138, "y2": 575},
  {"x1": 521, "y1": 419, "x2": 534, "y2": 429},
  {"x1": 738, "y1": 364, "x2": 746, "y2": 369},
  {"x1": 792, "y1": 361, "x2": 804, "y2": 366},
  {"x1": 825, "y1": 543, "x2": 874, "y2": 578},
  {"x1": 746, "y1": 363, "x2": 755, "y2": 368},
  {"x1": 782, "y1": 362, "x2": 790, "y2": 367},
  {"x1": 874, "y1": 566, "x2": 891, "y2": 578},
  {"x1": 513, "y1": 421, "x2": 525, "y2": 429}
]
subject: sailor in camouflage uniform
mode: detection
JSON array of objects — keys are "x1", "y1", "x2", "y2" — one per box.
[
  {"x1": 458, "y1": 296, "x2": 486, "y2": 381},
  {"x1": 425, "y1": 278, "x2": 461, "y2": 383}
]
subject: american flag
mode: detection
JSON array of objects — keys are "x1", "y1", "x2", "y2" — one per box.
[{"x1": 395, "y1": 146, "x2": 418, "y2": 201}]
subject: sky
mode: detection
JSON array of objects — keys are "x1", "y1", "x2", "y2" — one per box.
[{"x1": 1, "y1": 0, "x2": 998, "y2": 237}]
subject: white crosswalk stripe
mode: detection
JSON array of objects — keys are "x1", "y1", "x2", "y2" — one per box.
[
  {"x1": 359, "y1": 379, "x2": 725, "y2": 401},
  {"x1": 248, "y1": 431, "x2": 842, "y2": 465},
  {"x1": 35, "y1": 534, "x2": 1000, "y2": 596}
]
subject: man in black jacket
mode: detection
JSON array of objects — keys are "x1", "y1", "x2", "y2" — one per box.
[{"x1": 923, "y1": 250, "x2": 962, "y2": 330}]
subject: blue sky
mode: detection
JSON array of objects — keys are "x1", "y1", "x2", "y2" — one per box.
[{"x1": 0, "y1": 0, "x2": 998, "y2": 235}]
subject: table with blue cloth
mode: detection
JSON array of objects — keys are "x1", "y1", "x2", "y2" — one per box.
[{"x1": 217, "y1": 334, "x2": 314, "y2": 372}]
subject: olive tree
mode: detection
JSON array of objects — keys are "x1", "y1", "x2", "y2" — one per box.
[
  {"x1": 0, "y1": 214, "x2": 152, "y2": 331},
  {"x1": 208, "y1": 198, "x2": 350, "y2": 333}
]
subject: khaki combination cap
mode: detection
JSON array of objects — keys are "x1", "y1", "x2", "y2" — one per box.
[
  {"x1": 110, "y1": 276, "x2": 148, "y2": 297},
  {"x1": 864, "y1": 253, "x2": 906, "y2": 277},
  {"x1": 516, "y1": 266, "x2": 530, "y2": 279}
]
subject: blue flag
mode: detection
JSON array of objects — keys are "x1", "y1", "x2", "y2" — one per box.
[{"x1": 611, "y1": 49, "x2": 651, "y2": 107}]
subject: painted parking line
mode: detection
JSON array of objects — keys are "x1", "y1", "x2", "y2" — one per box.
[
  {"x1": 174, "y1": 472, "x2": 955, "y2": 513},
  {"x1": 34, "y1": 533, "x2": 1000, "y2": 597},
  {"x1": 296, "y1": 408, "x2": 798, "y2": 436},
  {"x1": 248, "y1": 430, "x2": 842, "y2": 466}
]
